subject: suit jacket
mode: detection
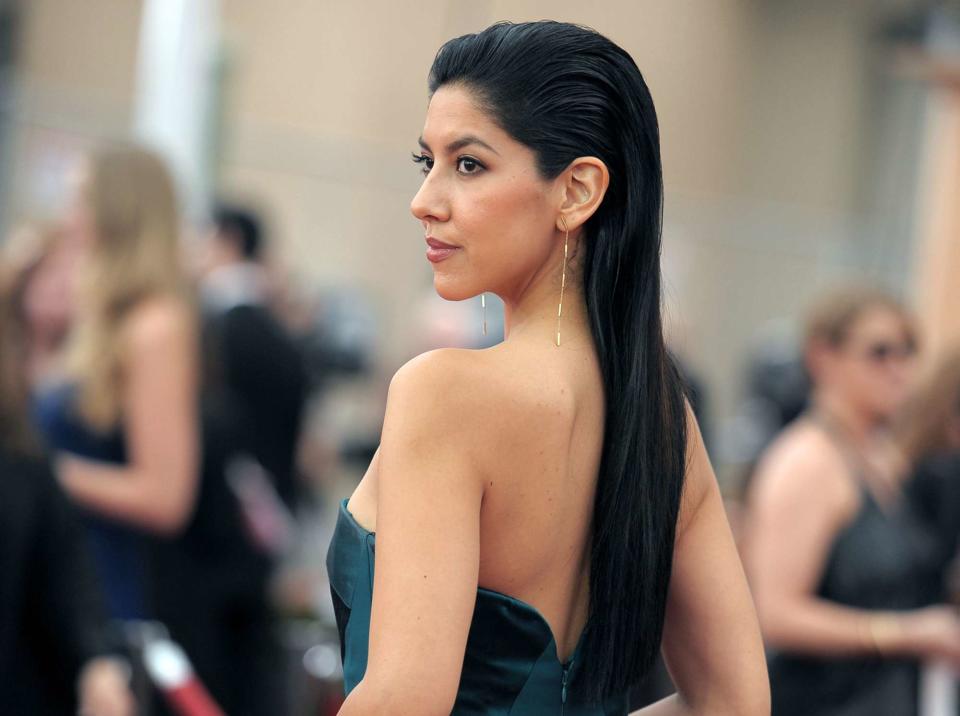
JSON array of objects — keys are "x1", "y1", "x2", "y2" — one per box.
[{"x1": 202, "y1": 303, "x2": 307, "y2": 509}]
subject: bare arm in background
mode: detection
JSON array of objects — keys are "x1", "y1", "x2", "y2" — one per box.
[{"x1": 59, "y1": 297, "x2": 200, "y2": 535}]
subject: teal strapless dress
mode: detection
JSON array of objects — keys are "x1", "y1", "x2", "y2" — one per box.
[{"x1": 325, "y1": 498, "x2": 628, "y2": 714}]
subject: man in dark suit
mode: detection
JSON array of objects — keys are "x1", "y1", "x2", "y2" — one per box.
[
  {"x1": 151, "y1": 203, "x2": 308, "y2": 716},
  {"x1": 199, "y1": 203, "x2": 307, "y2": 510}
]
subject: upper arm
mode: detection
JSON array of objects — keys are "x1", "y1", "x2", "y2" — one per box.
[
  {"x1": 660, "y1": 404, "x2": 770, "y2": 714},
  {"x1": 362, "y1": 350, "x2": 486, "y2": 711},
  {"x1": 745, "y1": 432, "x2": 853, "y2": 611},
  {"x1": 120, "y1": 298, "x2": 199, "y2": 529}
]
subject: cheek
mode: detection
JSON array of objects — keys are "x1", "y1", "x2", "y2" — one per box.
[
  {"x1": 863, "y1": 367, "x2": 910, "y2": 406},
  {"x1": 837, "y1": 361, "x2": 884, "y2": 401},
  {"x1": 459, "y1": 176, "x2": 551, "y2": 265},
  {"x1": 831, "y1": 357, "x2": 861, "y2": 385}
]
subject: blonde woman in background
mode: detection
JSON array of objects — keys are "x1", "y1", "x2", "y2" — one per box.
[
  {"x1": 34, "y1": 144, "x2": 199, "y2": 620},
  {"x1": 746, "y1": 286, "x2": 960, "y2": 715}
]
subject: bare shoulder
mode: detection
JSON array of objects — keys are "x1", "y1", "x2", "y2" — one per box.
[
  {"x1": 389, "y1": 348, "x2": 494, "y2": 417},
  {"x1": 388, "y1": 346, "x2": 546, "y2": 427},
  {"x1": 391, "y1": 346, "x2": 488, "y2": 392},
  {"x1": 384, "y1": 346, "x2": 563, "y2": 467},
  {"x1": 385, "y1": 349, "x2": 492, "y2": 454},
  {"x1": 376, "y1": 348, "x2": 504, "y2": 509},
  {"x1": 120, "y1": 294, "x2": 195, "y2": 353},
  {"x1": 747, "y1": 419, "x2": 856, "y2": 517}
]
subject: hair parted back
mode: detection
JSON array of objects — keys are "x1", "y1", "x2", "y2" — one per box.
[{"x1": 428, "y1": 21, "x2": 688, "y2": 701}]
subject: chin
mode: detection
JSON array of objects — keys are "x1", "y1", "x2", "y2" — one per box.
[{"x1": 432, "y1": 273, "x2": 477, "y2": 302}]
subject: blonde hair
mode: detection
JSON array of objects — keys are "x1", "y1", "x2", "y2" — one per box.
[
  {"x1": 897, "y1": 349, "x2": 960, "y2": 464},
  {"x1": 66, "y1": 144, "x2": 189, "y2": 430}
]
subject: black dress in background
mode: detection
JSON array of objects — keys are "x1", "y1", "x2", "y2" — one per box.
[
  {"x1": 768, "y1": 479, "x2": 941, "y2": 716},
  {"x1": 0, "y1": 449, "x2": 116, "y2": 715},
  {"x1": 33, "y1": 383, "x2": 151, "y2": 620}
]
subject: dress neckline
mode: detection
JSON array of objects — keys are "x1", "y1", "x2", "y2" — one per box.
[{"x1": 337, "y1": 497, "x2": 586, "y2": 667}]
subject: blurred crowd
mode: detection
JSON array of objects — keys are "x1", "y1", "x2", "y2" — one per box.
[
  {"x1": 2, "y1": 141, "x2": 960, "y2": 716},
  {"x1": 0, "y1": 143, "x2": 358, "y2": 716}
]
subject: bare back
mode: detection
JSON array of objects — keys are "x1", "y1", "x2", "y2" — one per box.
[{"x1": 347, "y1": 337, "x2": 604, "y2": 661}]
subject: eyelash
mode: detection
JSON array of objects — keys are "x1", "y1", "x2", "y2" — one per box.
[
  {"x1": 411, "y1": 153, "x2": 485, "y2": 176},
  {"x1": 411, "y1": 153, "x2": 433, "y2": 174}
]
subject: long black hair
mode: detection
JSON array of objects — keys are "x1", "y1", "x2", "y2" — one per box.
[{"x1": 428, "y1": 21, "x2": 689, "y2": 701}]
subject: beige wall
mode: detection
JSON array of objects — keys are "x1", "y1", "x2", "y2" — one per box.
[
  {"x1": 8, "y1": 0, "x2": 141, "y2": 220},
  {"x1": 10, "y1": 0, "x2": 917, "y2": 476},
  {"x1": 20, "y1": 0, "x2": 141, "y2": 108}
]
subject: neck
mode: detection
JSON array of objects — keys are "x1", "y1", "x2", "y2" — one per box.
[
  {"x1": 499, "y1": 234, "x2": 593, "y2": 348},
  {"x1": 811, "y1": 390, "x2": 877, "y2": 447}
]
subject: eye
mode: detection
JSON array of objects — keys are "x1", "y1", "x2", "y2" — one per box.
[
  {"x1": 411, "y1": 152, "x2": 434, "y2": 175},
  {"x1": 457, "y1": 156, "x2": 484, "y2": 175}
]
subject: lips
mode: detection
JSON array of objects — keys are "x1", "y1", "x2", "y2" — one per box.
[{"x1": 425, "y1": 237, "x2": 459, "y2": 264}]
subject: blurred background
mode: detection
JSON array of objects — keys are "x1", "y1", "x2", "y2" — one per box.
[{"x1": 2, "y1": 1, "x2": 960, "y2": 714}]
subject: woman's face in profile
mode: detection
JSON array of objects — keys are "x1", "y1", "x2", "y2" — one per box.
[{"x1": 410, "y1": 84, "x2": 561, "y2": 303}]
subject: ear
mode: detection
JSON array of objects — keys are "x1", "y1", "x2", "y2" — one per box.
[{"x1": 556, "y1": 156, "x2": 610, "y2": 232}]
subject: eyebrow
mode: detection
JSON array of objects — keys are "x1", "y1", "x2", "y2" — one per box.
[{"x1": 418, "y1": 135, "x2": 500, "y2": 156}]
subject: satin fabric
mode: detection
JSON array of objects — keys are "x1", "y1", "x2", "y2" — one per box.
[{"x1": 326, "y1": 498, "x2": 628, "y2": 714}]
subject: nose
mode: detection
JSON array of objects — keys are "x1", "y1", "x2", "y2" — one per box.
[{"x1": 410, "y1": 171, "x2": 450, "y2": 225}]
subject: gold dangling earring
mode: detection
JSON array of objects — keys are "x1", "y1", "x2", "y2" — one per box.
[
  {"x1": 481, "y1": 293, "x2": 487, "y2": 337},
  {"x1": 556, "y1": 218, "x2": 569, "y2": 347}
]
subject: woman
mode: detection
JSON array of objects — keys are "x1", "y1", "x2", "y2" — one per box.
[
  {"x1": 746, "y1": 286, "x2": 960, "y2": 715},
  {"x1": 326, "y1": 21, "x2": 768, "y2": 714},
  {"x1": 34, "y1": 144, "x2": 199, "y2": 620}
]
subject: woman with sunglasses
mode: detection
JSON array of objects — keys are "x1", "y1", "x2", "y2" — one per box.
[{"x1": 746, "y1": 285, "x2": 959, "y2": 715}]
